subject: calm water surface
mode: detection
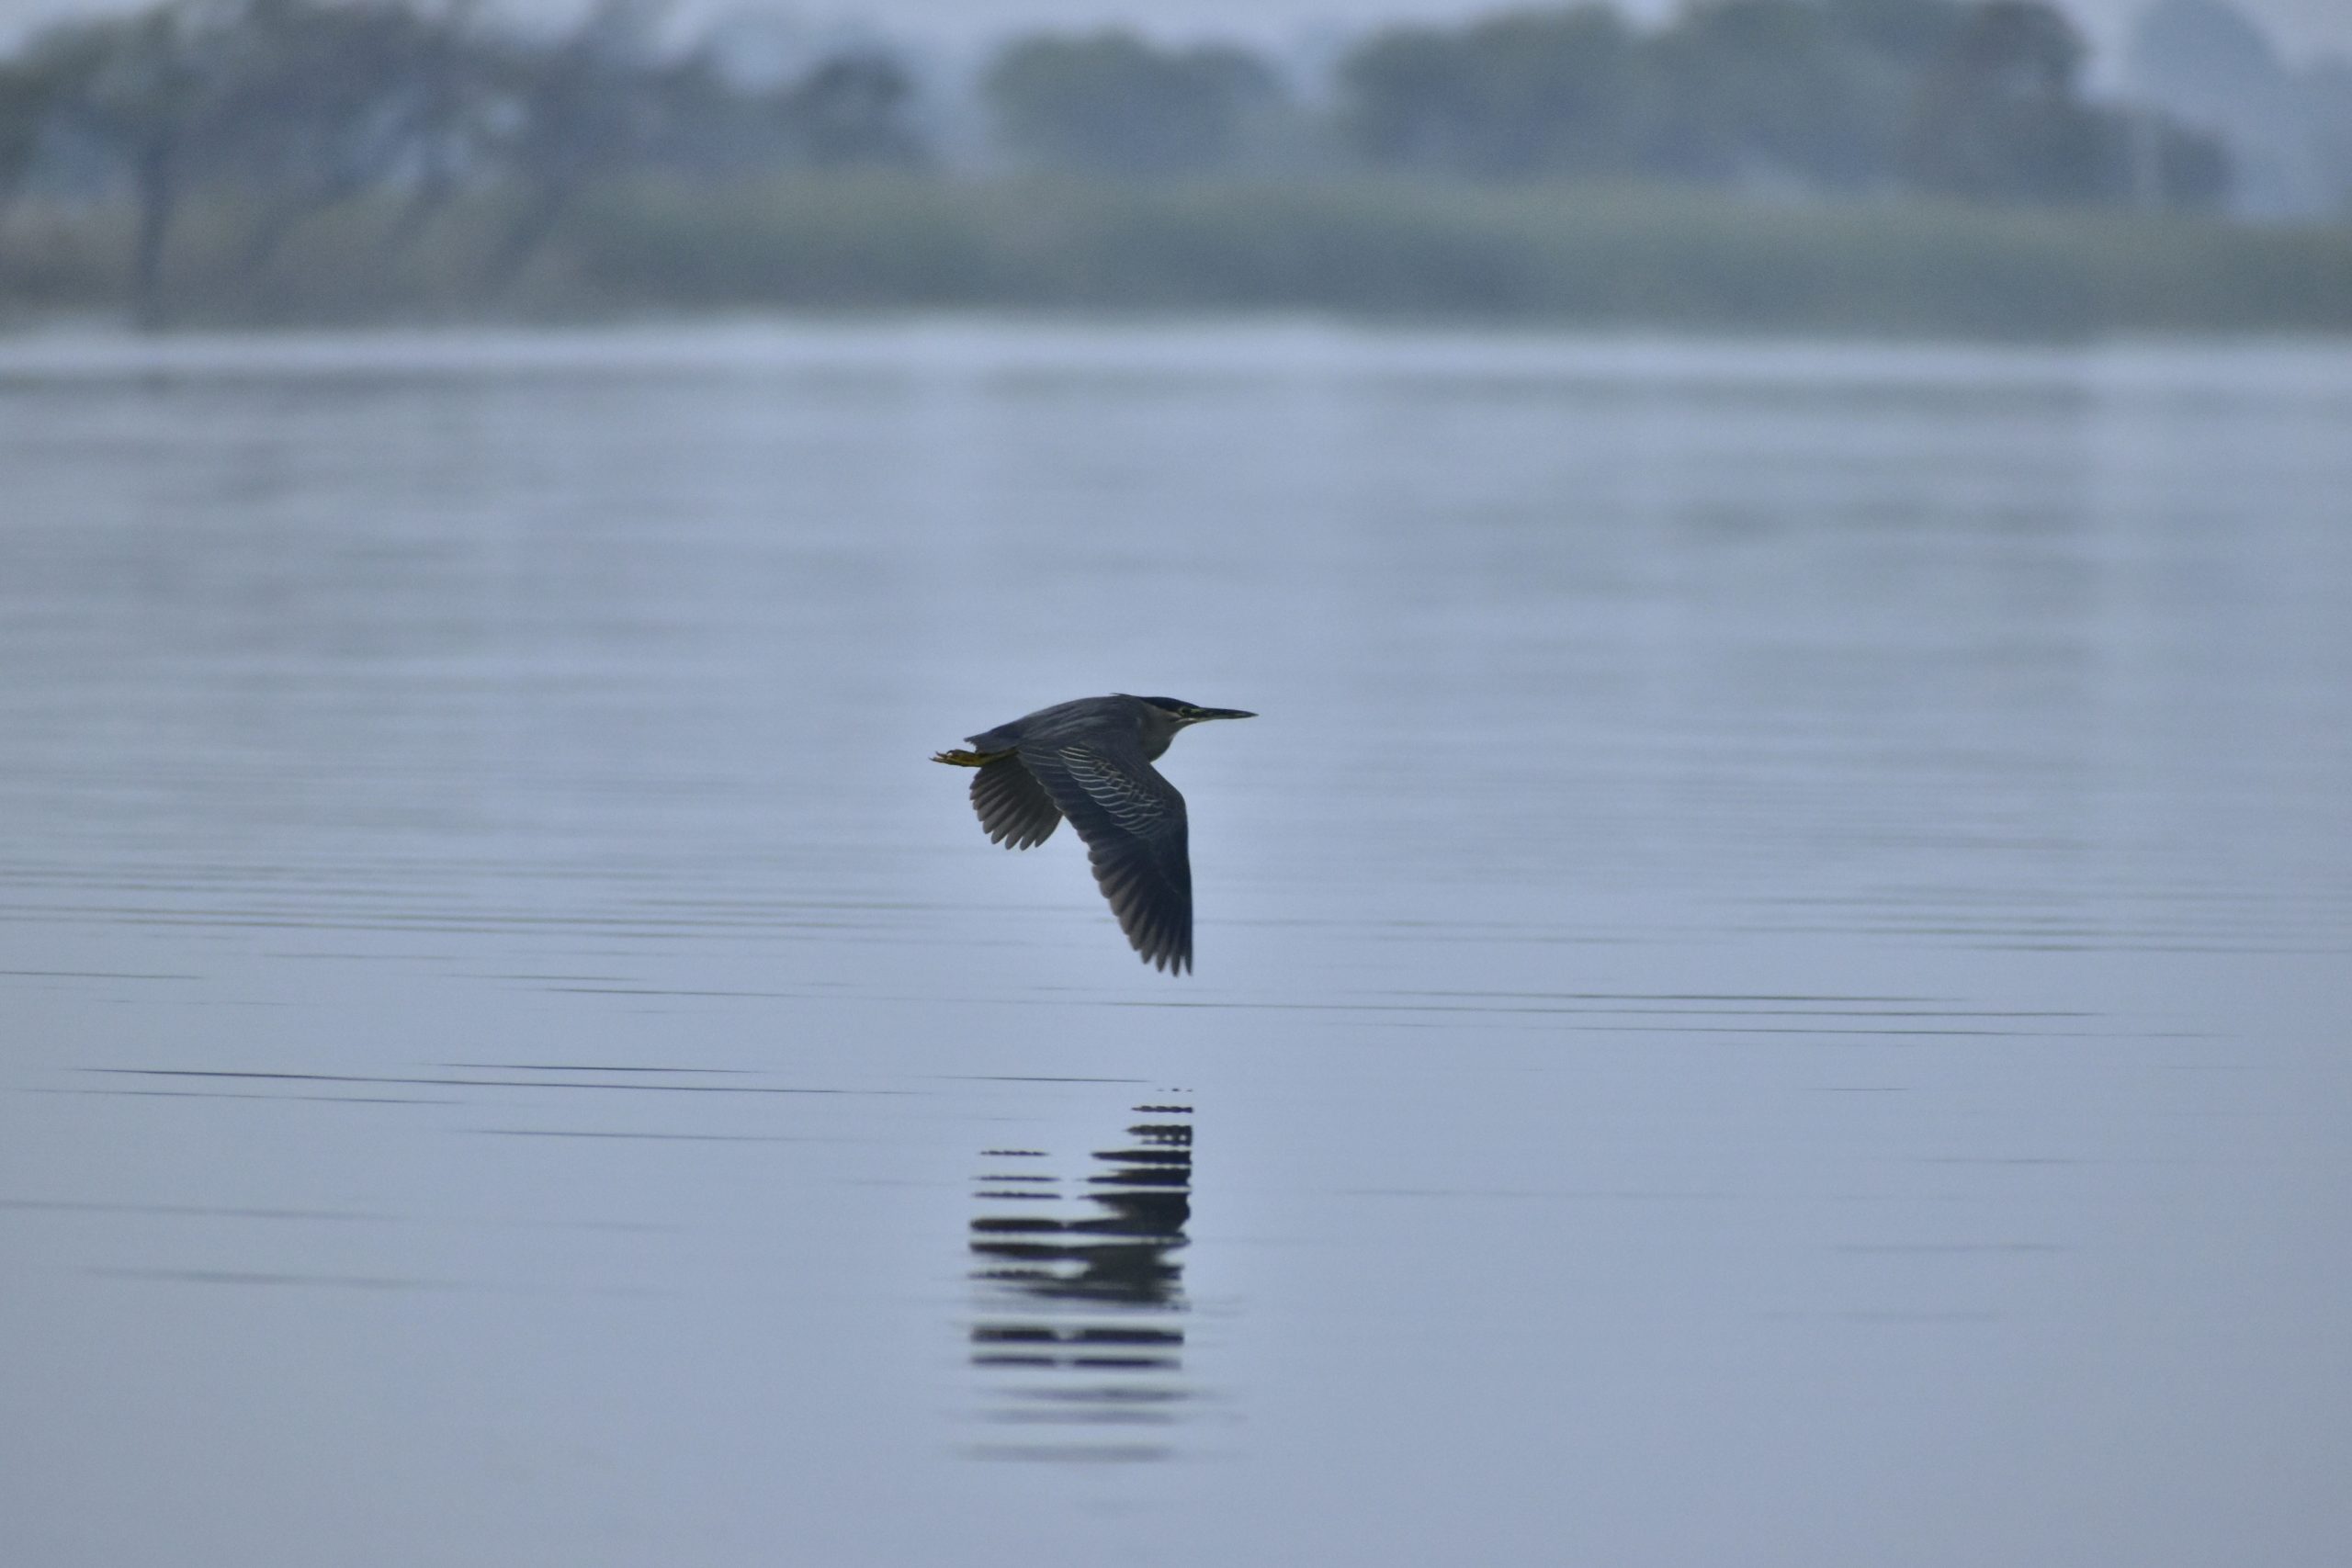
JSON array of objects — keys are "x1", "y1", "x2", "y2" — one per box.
[{"x1": 3, "y1": 321, "x2": 2348, "y2": 1566}]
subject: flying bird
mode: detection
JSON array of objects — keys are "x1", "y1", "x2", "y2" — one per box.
[{"x1": 933, "y1": 694, "x2": 1255, "y2": 974}]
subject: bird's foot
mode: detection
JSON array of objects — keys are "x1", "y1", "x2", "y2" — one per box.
[{"x1": 931, "y1": 748, "x2": 1002, "y2": 767}]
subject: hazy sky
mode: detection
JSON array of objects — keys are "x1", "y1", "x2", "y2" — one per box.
[{"x1": 3, "y1": 0, "x2": 2347, "y2": 68}]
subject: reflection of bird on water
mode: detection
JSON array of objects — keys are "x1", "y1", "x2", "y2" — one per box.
[
  {"x1": 933, "y1": 694, "x2": 1254, "y2": 974},
  {"x1": 966, "y1": 1102, "x2": 1195, "y2": 1457},
  {"x1": 970, "y1": 1105, "x2": 1193, "y2": 1311}
]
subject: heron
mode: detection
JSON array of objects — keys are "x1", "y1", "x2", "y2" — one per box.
[{"x1": 933, "y1": 694, "x2": 1256, "y2": 975}]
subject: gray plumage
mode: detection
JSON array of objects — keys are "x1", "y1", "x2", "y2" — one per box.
[{"x1": 933, "y1": 694, "x2": 1255, "y2": 975}]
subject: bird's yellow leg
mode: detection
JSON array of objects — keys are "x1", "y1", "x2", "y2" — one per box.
[{"x1": 932, "y1": 749, "x2": 1008, "y2": 767}]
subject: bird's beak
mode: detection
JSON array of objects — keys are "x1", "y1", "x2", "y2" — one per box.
[{"x1": 1190, "y1": 707, "x2": 1256, "y2": 722}]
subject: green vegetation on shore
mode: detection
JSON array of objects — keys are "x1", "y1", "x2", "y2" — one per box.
[
  {"x1": 6, "y1": 175, "x2": 2347, "y2": 338},
  {"x1": 6, "y1": 0, "x2": 2343, "y2": 337}
]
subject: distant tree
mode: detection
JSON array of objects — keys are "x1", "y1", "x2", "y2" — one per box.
[
  {"x1": 1642, "y1": 0, "x2": 1897, "y2": 186},
  {"x1": 200, "y1": 0, "x2": 451, "y2": 269},
  {"x1": 1337, "y1": 0, "x2": 1989, "y2": 191},
  {"x1": 378, "y1": 1, "x2": 503, "y2": 255},
  {"x1": 482, "y1": 0, "x2": 670, "y2": 284},
  {"x1": 639, "y1": 47, "x2": 928, "y2": 175},
  {"x1": 2304, "y1": 59, "x2": 2352, "y2": 213},
  {"x1": 1339, "y1": 7, "x2": 1637, "y2": 177},
  {"x1": 782, "y1": 50, "x2": 927, "y2": 168},
  {"x1": 0, "y1": 59, "x2": 64, "y2": 216},
  {"x1": 1903, "y1": 0, "x2": 2118, "y2": 202},
  {"x1": 16, "y1": 0, "x2": 493, "y2": 316},
  {"x1": 1818, "y1": 0, "x2": 1969, "y2": 74},
  {"x1": 625, "y1": 50, "x2": 781, "y2": 177},
  {"x1": 0, "y1": 0, "x2": 944, "y2": 315},
  {"x1": 985, "y1": 29, "x2": 1283, "y2": 177},
  {"x1": 2127, "y1": 0, "x2": 2323, "y2": 215},
  {"x1": 2127, "y1": 0, "x2": 2293, "y2": 136},
  {"x1": 24, "y1": 3, "x2": 250, "y2": 324},
  {"x1": 2139, "y1": 112, "x2": 2233, "y2": 209}
]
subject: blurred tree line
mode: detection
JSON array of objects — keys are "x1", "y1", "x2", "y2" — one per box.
[
  {"x1": 1000, "y1": 1, "x2": 2226, "y2": 206},
  {"x1": 0, "y1": 0, "x2": 2246, "y2": 324},
  {"x1": 0, "y1": 0, "x2": 922, "y2": 321}
]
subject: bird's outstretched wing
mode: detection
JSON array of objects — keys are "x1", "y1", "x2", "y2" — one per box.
[
  {"x1": 1019, "y1": 738, "x2": 1193, "y2": 974},
  {"x1": 969, "y1": 754, "x2": 1062, "y2": 850}
]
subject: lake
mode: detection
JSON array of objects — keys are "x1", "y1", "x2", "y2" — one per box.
[{"x1": 3, "y1": 320, "x2": 2348, "y2": 1566}]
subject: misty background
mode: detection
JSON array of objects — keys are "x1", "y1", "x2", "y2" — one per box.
[{"x1": 0, "y1": 0, "x2": 2346, "y2": 332}]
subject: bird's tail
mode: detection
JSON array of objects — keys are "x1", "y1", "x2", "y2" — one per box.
[{"x1": 931, "y1": 748, "x2": 1009, "y2": 767}]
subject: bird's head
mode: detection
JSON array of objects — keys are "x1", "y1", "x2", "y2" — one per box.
[{"x1": 1129, "y1": 695, "x2": 1258, "y2": 728}]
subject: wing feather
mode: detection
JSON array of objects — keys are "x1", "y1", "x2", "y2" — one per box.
[
  {"x1": 969, "y1": 756, "x2": 1061, "y2": 850},
  {"x1": 1019, "y1": 738, "x2": 1193, "y2": 974}
]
